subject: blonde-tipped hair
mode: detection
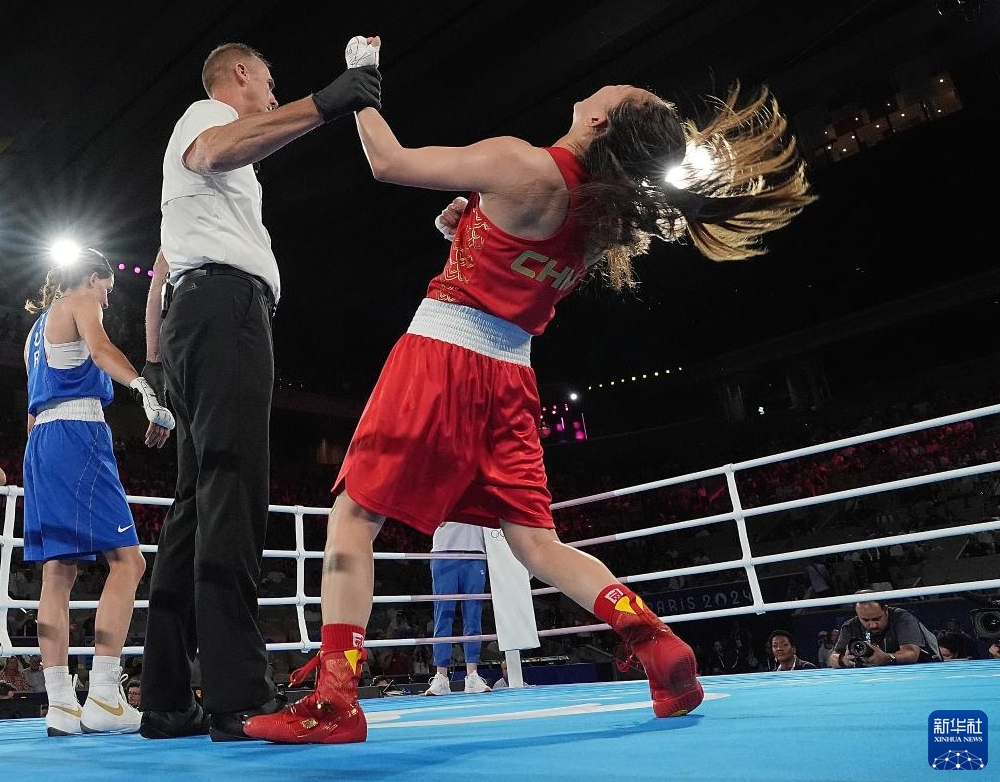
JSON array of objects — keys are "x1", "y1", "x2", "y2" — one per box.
[{"x1": 578, "y1": 83, "x2": 817, "y2": 291}]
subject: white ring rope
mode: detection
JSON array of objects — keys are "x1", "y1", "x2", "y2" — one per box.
[{"x1": 1, "y1": 404, "x2": 999, "y2": 658}]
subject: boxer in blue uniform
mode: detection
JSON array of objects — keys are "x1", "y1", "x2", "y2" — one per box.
[{"x1": 22, "y1": 248, "x2": 173, "y2": 737}]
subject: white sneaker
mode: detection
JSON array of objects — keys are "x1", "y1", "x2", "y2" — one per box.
[
  {"x1": 81, "y1": 670, "x2": 141, "y2": 734},
  {"x1": 464, "y1": 671, "x2": 492, "y2": 694},
  {"x1": 423, "y1": 673, "x2": 452, "y2": 696},
  {"x1": 46, "y1": 696, "x2": 83, "y2": 737}
]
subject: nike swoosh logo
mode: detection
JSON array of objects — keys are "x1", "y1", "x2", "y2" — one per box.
[
  {"x1": 88, "y1": 697, "x2": 124, "y2": 716},
  {"x1": 117, "y1": 524, "x2": 134, "y2": 533},
  {"x1": 51, "y1": 703, "x2": 82, "y2": 718}
]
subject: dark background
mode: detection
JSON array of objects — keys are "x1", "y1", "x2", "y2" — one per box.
[{"x1": 2, "y1": 0, "x2": 1000, "y2": 437}]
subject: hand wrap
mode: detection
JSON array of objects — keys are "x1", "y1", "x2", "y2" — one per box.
[
  {"x1": 130, "y1": 377, "x2": 175, "y2": 430},
  {"x1": 345, "y1": 36, "x2": 380, "y2": 68}
]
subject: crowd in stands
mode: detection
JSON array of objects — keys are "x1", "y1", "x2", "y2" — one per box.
[{"x1": 3, "y1": 353, "x2": 1000, "y2": 694}]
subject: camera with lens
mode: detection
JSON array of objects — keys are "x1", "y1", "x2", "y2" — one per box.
[
  {"x1": 970, "y1": 608, "x2": 1000, "y2": 640},
  {"x1": 848, "y1": 639, "x2": 875, "y2": 659}
]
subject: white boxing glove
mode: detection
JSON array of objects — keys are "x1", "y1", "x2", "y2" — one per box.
[
  {"x1": 129, "y1": 377, "x2": 175, "y2": 430},
  {"x1": 345, "y1": 36, "x2": 379, "y2": 68}
]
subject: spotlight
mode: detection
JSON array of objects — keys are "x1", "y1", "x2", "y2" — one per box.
[{"x1": 50, "y1": 239, "x2": 82, "y2": 266}]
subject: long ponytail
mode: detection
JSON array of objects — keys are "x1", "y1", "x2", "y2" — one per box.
[
  {"x1": 25, "y1": 248, "x2": 114, "y2": 313},
  {"x1": 577, "y1": 83, "x2": 817, "y2": 291}
]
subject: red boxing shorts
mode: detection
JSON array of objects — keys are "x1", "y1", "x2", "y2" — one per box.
[{"x1": 333, "y1": 331, "x2": 555, "y2": 535}]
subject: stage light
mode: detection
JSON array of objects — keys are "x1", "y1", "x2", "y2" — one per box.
[
  {"x1": 50, "y1": 239, "x2": 81, "y2": 266},
  {"x1": 666, "y1": 142, "x2": 716, "y2": 188}
]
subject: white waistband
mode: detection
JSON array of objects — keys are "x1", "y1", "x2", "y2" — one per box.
[
  {"x1": 407, "y1": 299, "x2": 532, "y2": 366},
  {"x1": 34, "y1": 398, "x2": 105, "y2": 424}
]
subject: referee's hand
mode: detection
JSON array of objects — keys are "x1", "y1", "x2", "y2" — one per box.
[{"x1": 141, "y1": 361, "x2": 170, "y2": 411}]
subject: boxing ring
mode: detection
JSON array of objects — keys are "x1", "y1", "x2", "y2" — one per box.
[{"x1": 1, "y1": 403, "x2": 999, "y2": 780}]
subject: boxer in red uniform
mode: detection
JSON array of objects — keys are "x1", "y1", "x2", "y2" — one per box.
[{"x1": 246, "y1": 37, "x2": 815, "y2": 744}]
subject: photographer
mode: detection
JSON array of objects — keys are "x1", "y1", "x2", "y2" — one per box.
[{"x1": 830, "y1": 590, "x2": 941, "y2": 668}]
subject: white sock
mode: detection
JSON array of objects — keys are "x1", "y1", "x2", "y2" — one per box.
[
  {"x1": 91, "y1": 655, "x2": 121, "y2": 675},
  {"x1": 43, "y1": 666, "x2": 75, "y2": 703},
  {"x1": 89, "y1": 655, "x2": 123, "y2": 700}
]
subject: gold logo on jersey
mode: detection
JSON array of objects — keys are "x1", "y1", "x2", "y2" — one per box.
[{"x1": 511, "y1": 251, "x2": 583, "y2": 291}]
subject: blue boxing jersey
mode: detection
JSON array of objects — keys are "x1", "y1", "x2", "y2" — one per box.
[{"x1": 26, "y1": 310, "x2": 113, "y2": 414}]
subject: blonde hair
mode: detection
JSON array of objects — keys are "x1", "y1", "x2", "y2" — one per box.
[
  {"x1": 578, "y1": 83, "x2": 817, "y2": 291},
  {"x1": 25, "y1": 249, "x2": 114, "y2": 314},
  {"x1": 201, "y1": 42, "x2": 269, "y2": 97}
]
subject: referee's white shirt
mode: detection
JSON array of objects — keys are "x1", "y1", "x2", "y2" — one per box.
[{"x1": 160, "y1": 98, "x2": 281, "y2": 302}]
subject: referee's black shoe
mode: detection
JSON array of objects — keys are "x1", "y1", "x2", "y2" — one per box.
[{"x1": 139, "y1": 701, "x2": 209, "y2": 739}]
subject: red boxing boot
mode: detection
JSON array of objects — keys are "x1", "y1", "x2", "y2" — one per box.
[
  {"x1": 243, "y1": 648, "x2": 368, "y2": 744},
  {"x1": 601, "y1": 588, "x2": 703, "y2": 717}
]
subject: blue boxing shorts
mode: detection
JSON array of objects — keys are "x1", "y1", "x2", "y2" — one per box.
[{"x1": 23, "y1": 417, "x2": 138, "y2": 562}]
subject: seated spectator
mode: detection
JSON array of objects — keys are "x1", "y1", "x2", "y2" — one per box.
[
  {"x1": 385, "y1": 609, "x2": 414, "y2": 640},
  {"x1": 936, "y1": 632, "x2": 973, "y2": 661},
  {"x1": 72, "y1": 662, "x2": 90, "y2": 691},
  {"x1": 492, "y1": 660, "x2": 509, "y2": 689},
  {"x1": 804, "y1": 559, "x2": 833, "y2": 599},
  {"x1": 938, "y1": 618, "x2": 977, "y2": 658},
  {"x1": 829, "y1": 590, "x2": 941, "y2": 668},
  {"x1": 702, "y1": 639, "x2": 738, "y2": 675},
  {"x1": 767, "y1": 630, "x2": 817, "y2": 671},
  {"x1": 816, "y1": 630, "x2": 834, "y2": 667},
  {"x1": 21, "y1": 655, "x2": 45, "y2": 692},
  {"x1": 0, "y1": 656, "x2": 28, "y2": 692},
  {"x1": 126, "y1": 678, "x2": 141, "y2": 708},
  {"x1": 7, "y1": 609, "x2": 38, "y2": 638},
  {"x1": 822, "y1": 629, "x2": 841, "y2": 666},
  {"x1": 381, "y1": 648, "x2": 412, "y2": 678}
]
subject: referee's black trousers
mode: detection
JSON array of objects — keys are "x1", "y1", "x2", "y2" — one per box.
[{"x1": 141, "y1": 271, "x2": 276, "y2": 715}]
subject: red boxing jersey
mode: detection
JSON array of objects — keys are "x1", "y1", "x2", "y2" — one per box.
[{"x1": 425, "y1": 146, "x2": 589, "y2": 336}]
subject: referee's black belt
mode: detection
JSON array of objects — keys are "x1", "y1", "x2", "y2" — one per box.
[{"x1": 176, "y1": 263, "x2": 276, "y2": 313}]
